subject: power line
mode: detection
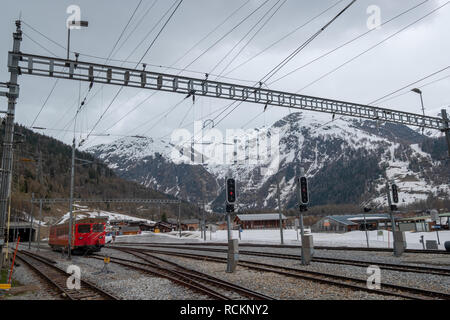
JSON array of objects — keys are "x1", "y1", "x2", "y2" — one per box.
[
  {"x1": 374, "y1": 73, "x2": 450, "y2": 106},
  {"x1": 295, "y1": 1, "x2": 450, "y2": 93},
  {"x1": 137, "y1": 0, "x2": 184, "y2": 66},
  {"x1": 106, "y1": 0, "x2": 145, "y2": 61},
  {"x1": 112, "y1": 0, "x2": 160, "y2": 56},
  {"x1": 211, "y1": 0, "x2": 357, "y2": 130},
  {"x1": 21, "y1": 20, "x2": 66, "y2": 52},
  {"x1": 29, "y1": 79, "x2": 59, "y2": 128},
  {"x1": 99, "y1": 0, "x2": 263, "y2": 139},
  {"x1": 89, "y1": 0, "x2": 253, "y2": 139},
  {"x1": 215, "y1": 0, "x2": 288, "y2": 79},
  {"x1": 368, "y1": 65, "x2": 450, "y2": 105},
  {"x1": 66, "y1": 0, "x2": 181, "y2": 141},
  {"x1": 22, "y1": 32, "x2": 60, "y2": 57},
  {"x1": 83, "y1": 0, "x2": 184, "y2": 145},
  {"x1": 74, "y1": 0, "x2": 144, "y2": 133},
  {"x1": 222, "y1": 0, "x2": 346, "y2": 77},
  {"x1": 181, "y1": 0, "x2": 271, "y2": 72},
  {"x1": 241, "y1": 0, "x2": 435, "y2": 129},
  {"x1": 268, "y1": 0, "x2": 430, "y2": 85},
  {"x1": 209, "y1": 0, "x2": 283, "y2": 76},
  {"x1": 121, "y1": 0, "x2": 182, "y2": 64}
]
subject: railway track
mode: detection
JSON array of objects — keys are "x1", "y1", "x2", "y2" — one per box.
[
  {"x1": 107, "y1": 246, "x2": 450, "y2": 300},
  {"x1": 16, "y1": 250, "x2": 119, "y2": 300},
  {"x1": 90, "y1": 249, "x2": 274, "y2": 300},
  {"x1": 113, "y1": 241, "x2": 449, "y2": 255},
  {"x1": 109, "y1": 243, "x2": 450, "y2": 277}
]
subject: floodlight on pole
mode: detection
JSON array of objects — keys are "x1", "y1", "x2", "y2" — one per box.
[
  {"x1": 67, "y1": 20, "x2": 89, "y2": 60},
  {"x1": 411, "y1": 88, "x2": 426, "y2": 134}
]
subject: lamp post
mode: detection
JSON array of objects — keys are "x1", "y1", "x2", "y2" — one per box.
[
  {"x1": 411, "y1": 88, "x2": 426, "y2": 135},
  {"x1": 66, "y1": 20, "x2": 88, "y2": 260},
  {"x1": 67, "y1": 20, "x2": 89, "y2": 60}
]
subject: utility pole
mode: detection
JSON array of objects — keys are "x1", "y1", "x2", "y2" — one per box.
[
  {"x1": 37, "y1": 199, "x2": 42, "y2": 251},
  {"x1": 0, "y1": 21, "x2": 21, "y2": 249},
  {"x1": 442, "y1": 109, "x2": 450, "y2": 157},
  {"x1": 362, "y1": 211, "x2": 369, "y2": 248},
  {"x1": 178, "y1": 202, "x2": 181, "y2": 238},
  {"x1": 276, "y1": 180, "x2": 284, "y2": 245},
  {"x1": 202, "y1": 201, "x2": 206, "y2": 241},
  {"x1": 67, "y1": 137, "x2": 76, "y2": 260},
  {"x1": 28, "y1": 193, "x2": 34, "y2": 249}
]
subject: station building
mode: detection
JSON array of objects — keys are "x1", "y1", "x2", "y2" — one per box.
[
  {"x1": 234, "y1": 213, "x2": 287, "y2": 230},
  {"x1": 311, "y1": 214, "x2": 392, "y2": 233}
]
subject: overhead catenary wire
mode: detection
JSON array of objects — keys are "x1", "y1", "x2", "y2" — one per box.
[
  {"x1": 240, "y1": 0, "x2": 435, "y2": 129},
  {"x1": 50, "y1": 0, "x2": 177, "y2": 144},
  {"x1": 215, "y1": 0, "x2": 289, "y2": 79},
  {"x1": 22, "y1": 1, "x2": 144, "y2": 138},
  {"x1": 83, "y1": 0, "x2": 184, "y2": 145},
  {"x1": 73, "y1": 0, "x2": 145, "y2": 135},
  {"x1": 367, "y1": 65, "x2": 450, "y2": 105},
  {"x1": 22, "y1": 32, "x2": 65, "y2": 128},
  {"x1": 260, "y1": 0, "x2": 357, "y2": 85},
  {"x1": 105, "y1": 0, "x2": 146, "y2": 61},
  {"x1": 110, "y1": 0, "x2": 160, "y2": 57},
  {"x1": 209, "y1": 0, "x2": 286, "y2": 77},
  {"x1": 221, "y1": 0, "x2": 346, "y2": 78},
  {"x1": 69, "y1": 0, "x2": 184, "y2": 141},
  {"x1": 373, "y1": 73, "x2": 450, "y2": 106},
  {"x1": 210, "y1": 0, "x2": 358, "y2": 132},
  {"x1": 97, "y1": 0, "x2": 268, "y2": 140},
  {"x1": 268, "y1": 0, "x2": 430, "y2": 86},
  {"x1": 294, "y1": 1, "x2": 450, "y2": 93}
]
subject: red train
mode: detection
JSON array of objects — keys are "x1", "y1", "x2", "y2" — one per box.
[{"x1": 49, "y1": 218, "x2": 107, "y2": 254}]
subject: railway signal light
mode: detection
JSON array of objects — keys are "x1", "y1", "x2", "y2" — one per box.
[
  {"x1": 226, "y1": 178, "x2": 236, "y2": 204},
  {"x1": 391, "y1": 184, "x2": 399, "y2": 203},
  {"x1": 298, "y1": 177, "x2": 309, "y2": 205}
]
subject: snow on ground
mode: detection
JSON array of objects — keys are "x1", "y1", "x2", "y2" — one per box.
[
  {"x1": 56, "y1": 205, "x2": 155, "y2": 225},
  {"x1": 154, "y1": 229, "x2": 450, "y2": 250}
]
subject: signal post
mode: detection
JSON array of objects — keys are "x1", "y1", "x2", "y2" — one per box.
[
  {"x1": 225, "y1": 178, "x2": 238, "y2": 273},
  {"x1": 297, "y1": 176, "x2": 313, "y2": 265},
  {"x1": 388, "y1": 183, "x2": 406, "y2": 257}
]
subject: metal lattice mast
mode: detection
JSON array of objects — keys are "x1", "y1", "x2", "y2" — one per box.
[
  {"x1": 0, "y1": 21, "x2": 22, "y2": 246},
  {"x1": 10, "y1": 52, "x2": 448, "y2": 131}
]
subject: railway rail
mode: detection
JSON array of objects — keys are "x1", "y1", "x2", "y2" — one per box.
[
  {"x1": 109, "y1": 243, "x2": 450, "y2": 277},
  {"x1": 107, "y1": 246, "x2": 450, "y2": 300},
  {"x1": 90, "y1": 249, "x2": 274, "y2": 300},
  {"x1": 15, "y1": 250, "x2": 119, "y2": 300},
  {"x1": 112, "y1": 241, "x2": 449, "y2": 255}
]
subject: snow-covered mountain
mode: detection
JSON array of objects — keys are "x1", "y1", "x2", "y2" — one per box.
[{"x1": 88, "y1": 111, "x2": 449, "y2": 212}]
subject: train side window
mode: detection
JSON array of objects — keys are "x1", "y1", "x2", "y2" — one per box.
[
  {"x1": 93, "y1": 224, "x2": 104, "y2": 232},
  {"x1": 78, "y1": 224, "x2": 91, "y2": 233}
]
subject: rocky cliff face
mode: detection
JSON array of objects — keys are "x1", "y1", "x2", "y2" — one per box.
[{"x1": 88, "y1": 111, "x2": 449, "y2": 212}]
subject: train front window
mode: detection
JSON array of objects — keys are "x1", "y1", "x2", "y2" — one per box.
[
  {"x1": 78, "y1": 224, "x2": 90, "y2": 233},
  {"x1": 93, "y1": 224, "x2": 104, "y2": 232}
]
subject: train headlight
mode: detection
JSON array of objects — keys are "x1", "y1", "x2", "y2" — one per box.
[{"x1": 78, "y1": 237, "x2": 83, "y2": 240}]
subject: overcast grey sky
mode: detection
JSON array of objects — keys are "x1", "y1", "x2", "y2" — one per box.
[{"x1": 0, "y1": 0, "x2": 449, "y2": 148}]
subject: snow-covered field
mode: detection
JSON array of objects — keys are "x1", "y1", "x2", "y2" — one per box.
[{"x1": 155, "y1": 229, "x2": 450, "y2": 250}]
